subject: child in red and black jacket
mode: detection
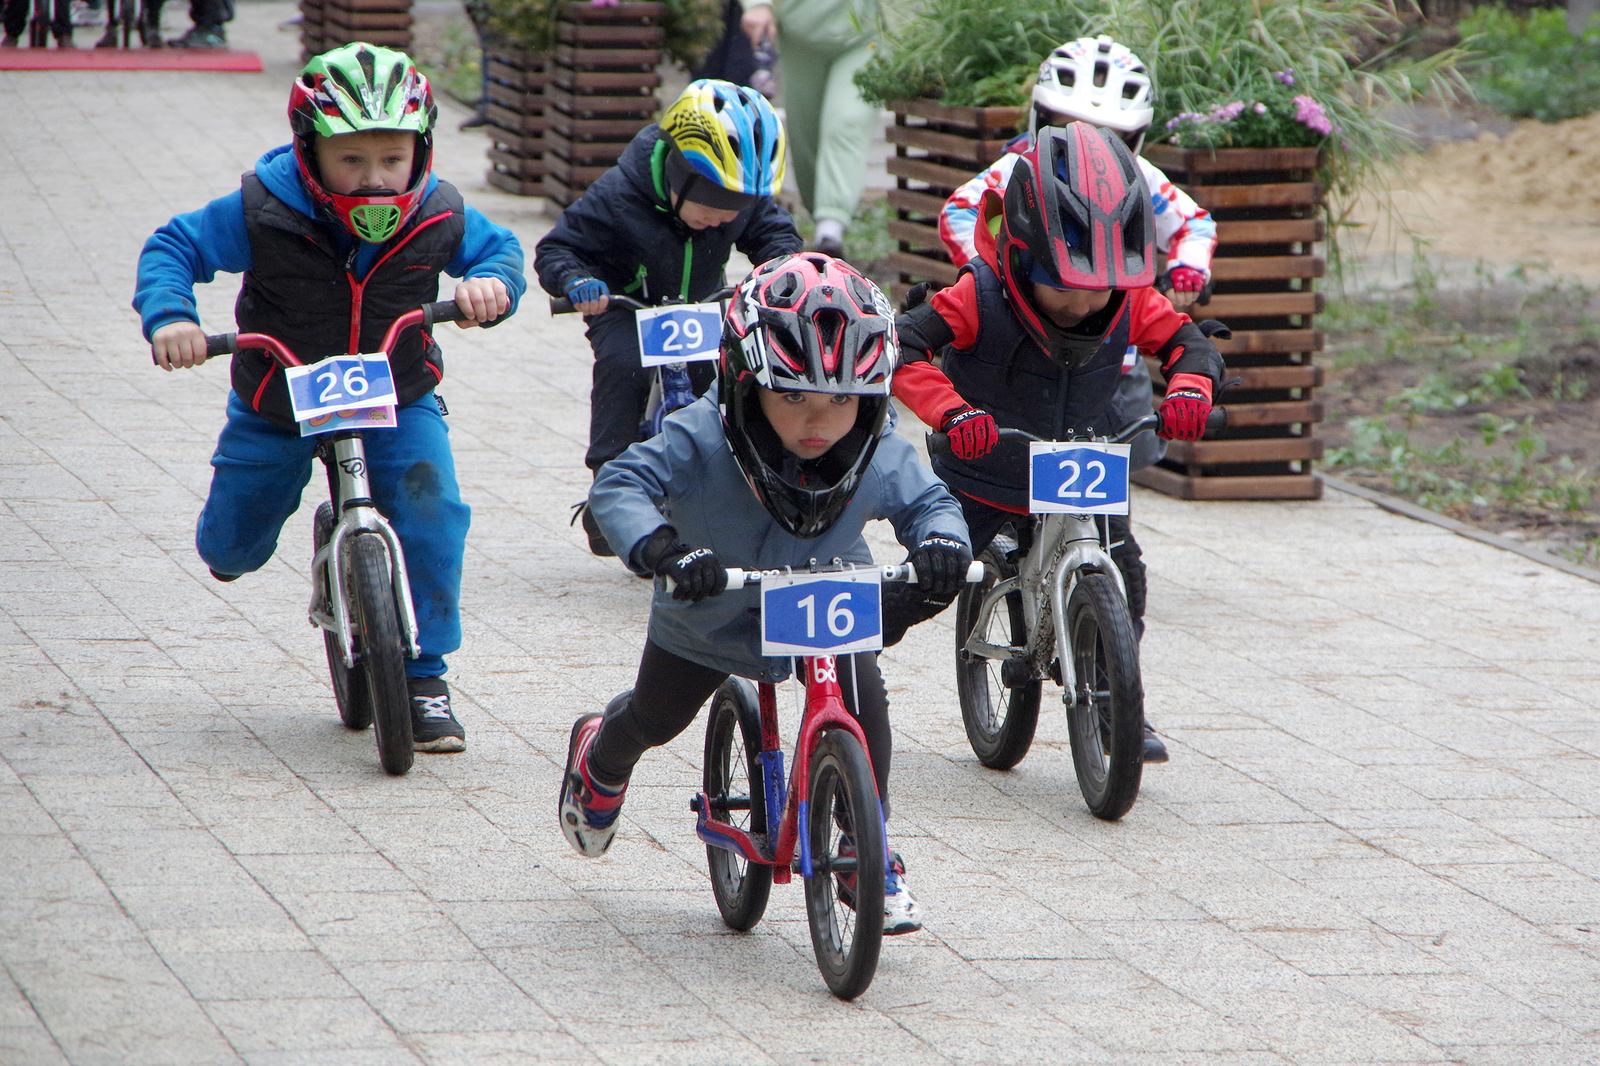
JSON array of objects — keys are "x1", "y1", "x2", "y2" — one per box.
[{"x1": 883, "y1": 122, "x2": 1225, "y2": 763}]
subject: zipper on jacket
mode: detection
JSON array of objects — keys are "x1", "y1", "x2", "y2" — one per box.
[{"x1": 343, "y1": 211, "x2": 455, "y2": 354}]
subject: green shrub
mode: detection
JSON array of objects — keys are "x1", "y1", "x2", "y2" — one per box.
[
  {"x1": 1457, "y1": 6, "x2": 1600, "y2": 122},
  {"x1": 485, "y1": 0, "x2": 721, "y2": 69}
]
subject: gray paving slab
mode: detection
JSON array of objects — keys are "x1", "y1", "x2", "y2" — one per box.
[{"x1": 4, "y1": 3, "x2": 1600, "y2": 1061}]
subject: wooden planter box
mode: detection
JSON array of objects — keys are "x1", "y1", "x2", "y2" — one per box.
[
  {"x1": 885, "y1": 99, "x2": 1023, "y2": 303},
  {"x1": 1136, "y1": 143, "x2": 1326, "y2": 501},
  {"x1": 311, "y1": 0, "x2": 413, "y2": 52},
  {"x1": 484, "y1": 50, "x2": 552, "y2": 198},
  {"x1": 543, "y1": 1, "x2": 664, "y2": 206}
]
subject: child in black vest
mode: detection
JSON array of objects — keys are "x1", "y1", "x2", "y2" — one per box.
[
  {"x1": 884, "y1": 123, "x2": 1226, "y2": 762},
  {"x1": 133, "y1": 43, "x2": 525, "y2": 753}
]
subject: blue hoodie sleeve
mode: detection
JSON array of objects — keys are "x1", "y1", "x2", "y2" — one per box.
[
  {"x1": 132, "y1": 190, "x2": 254, "y2": 341},
  {"x1": 445, "y1": 206, "x2": 526, "y2": 325}
]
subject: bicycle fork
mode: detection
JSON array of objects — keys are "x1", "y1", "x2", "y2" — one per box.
[{"x1": 309, "y1": 434, "x2": 423, "y2": 666}]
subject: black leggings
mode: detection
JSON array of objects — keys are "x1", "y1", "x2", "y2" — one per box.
[
  {"x1": 588, "y1": 638, "x2": 895, "y2": 810},
  {"x1": 882, "y1": 491, "x2": 1147, "y2": 646}
]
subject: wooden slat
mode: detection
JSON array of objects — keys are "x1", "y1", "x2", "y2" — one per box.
[
  {"x1": 485, "y1": 104, "x2": 547, "y2": 137},
  {"x1": 547, "y1": 86, "x2": 659, "y2": 117},
  {"x1": 554, "y1": 45, "x2": 659, "y2": 69},
  {"x1": 1165, "y1": 437, "x2": 1325, "y2": 464},
  {"x1": 1146, "y1": 359, "x2": 1323, "y2": 390},
  {"x1": 487, "y1": 131, "x2": 545, "y2": 157},
  {"x1": 888, "y1": 187, "x2": 948, "y2": 218},
  {"x1": 886, "y1": 219, "x2": 943, "y2": 251},
  {"x1": 1191, "y1": 182, "x2": 1321, "y2": 210},
  {"x1": 320, "y1": 8, "x2": 410, "y2": 28},
  {"x1": 1213, "y1": 400, "x2": 1323, "y2": 427},
  {"x1": 1134, "y1": 466, "x2": 1323, "y2": 500},
  {"x1": 886, "y1": 125, "x2": 1010, "y2": 167},
  {"x1": 889, "y1": 250, "x2": 958, "y2": 286},
  {"x1": 553, "y1": 70, "x2": 660, "y2": 92},
  {"x1": 546, "y1": 129, "x2": 629, "y2": 165},
  {"x1": 1210, "y1": 255, "x2": 1324, "y2": 282},
  {"x1": 889, "y1": 99, "x2": 1024, "y2": 134},
  {"x1": 558, "y1": 23, "x2": 665, "y2": 45},
  {"x1": 558, "y1": 0, "x2": 662, "y2": 18},
  {"x1": 1200, "y1": 292, "x2": 1324, "y2": 318},
  {"x1": 487, "y1": 147, "x2": 546, "y2": 174},
  {"x1": 1144, "y1": 143, "x2": 1321, "y2": 175},
  {"x1": 485, "y1": 170, "x2": 545, "y2": 197},
  {"x1": 887, "y1": 156, "x2": 978, "y2": 192},
  {"x1": 1216, "y1": 218, "x2": 1325, "y2": 246},
  {"x1": 1211, "y1": 328, "x2": 1323, "y2": 355}
]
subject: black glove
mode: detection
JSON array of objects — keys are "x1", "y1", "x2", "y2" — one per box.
[
  {"x1": 908, "y1": 533, "x2": 972, "y2": 599},
  {"x1": 636, "y1": 526, "x2": 728, "y2": 602}
]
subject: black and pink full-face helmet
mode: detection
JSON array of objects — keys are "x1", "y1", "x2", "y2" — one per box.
[
  {"x1": 977, "y1": 122, "x2": 1155, "y2": 367},
  {"x1": 718, "y1": 253, "x2": 897, "y2": 538}
]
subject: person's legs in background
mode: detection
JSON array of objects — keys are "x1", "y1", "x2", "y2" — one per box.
[
  {"x1": 2, "y1": 0, "x2": 28, "y2": 44},
  {"x1": 774, "y1": 30, "x2": 828, "y2": 240},
  {"x1": 169, "y1": 0, "x2": 227, "y2": 47},
  {"x1": 806, "y1": 37, "x2": 875, "y2": 258}
]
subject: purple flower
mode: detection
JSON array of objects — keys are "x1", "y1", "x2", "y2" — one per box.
[
  {"x1": 1275, "y1": 69, "x2": 1295, "y2": 86},
  {"x1": 1254, "y1": 102, "x2": 1268, "y2": 114},
  {"x1": 1293, "y1": 94, "x2": 1333, "y2": 136},
  {"x1": 1209, "y1": 100, "x2": 1246, "y2": 123},
  {"x1": 1165, "y1": 111, "x2": 1209, "y2": 130}
]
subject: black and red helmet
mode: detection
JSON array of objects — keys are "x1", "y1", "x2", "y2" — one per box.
[
  {"x1": 719, "y1": 253, "x2": 896, "y2": 538},
  {"x1": 978, "y1": 122, "x2": 1155, "y2": 366}
]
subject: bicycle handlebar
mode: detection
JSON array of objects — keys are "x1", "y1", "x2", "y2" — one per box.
[
  {"x1": 925, "y1": 407, "x2": 1228, "y2": 460},
  {"x1": 717, "y1": 560, "x2": 986, "y2": 588},
  {"x1": 165, "y1": 300, "x2": 472, "y2": 367},
  {"x1": 548, "y1": 286, "x2": 737, "y2": 316}
]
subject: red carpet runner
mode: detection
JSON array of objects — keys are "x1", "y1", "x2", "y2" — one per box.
[{"x1": 0, "y1": 48, "x2": 262, "y2": 72}]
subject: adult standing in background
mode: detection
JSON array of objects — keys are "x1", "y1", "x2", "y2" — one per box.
[{"x1": 739, "y1": 0, "x2": 882, "y2": 258}]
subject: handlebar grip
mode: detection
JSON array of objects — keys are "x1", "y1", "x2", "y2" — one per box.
[
  {"x1": 548, "y1": 296, "x2": 575, "y2": 314},
  {"x1": 423, "y1": 301, "x2": 470, "y2": 329},
  {"x1": 205, "y1": 333, "x2": 237, "y2": 359}
]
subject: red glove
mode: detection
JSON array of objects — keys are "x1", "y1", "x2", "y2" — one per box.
[
  {"x1": 1158, "y1": 373, "x2": 1213, "y2": 441},
  {"x1": 1165, "y1": 266, "x2": 1206, "y2": 293},
  {"x1": 942, "y1": 407, "x2": 998, "y2": 460}
]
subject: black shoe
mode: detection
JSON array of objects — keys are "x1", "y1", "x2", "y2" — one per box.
[
  {"x1": 409, "y1": 676, "x2": 466, "y2": 753},
  {"x1": 814, "y1": 234, "x2": 845, "y2": 258},
  {"x1": 458, "y1": 111, "x2": 489, "y2": 131},
  {"x1": 570, "y1": 501, "x2": 615, "y2": 558},
  {"x1": 208, "y1": 567, "x2": 239, "y2": 583},
  {"x1": 170, "y1": 24, "x2": 223, "y2": 47},
  {"x1": 1142, "y1": 720, "x2": 1169, "y2": 764}
]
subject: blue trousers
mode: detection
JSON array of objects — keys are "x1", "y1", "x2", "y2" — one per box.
[{"x1": 197, "y1": 392, "x2": 471, "y2": 678}]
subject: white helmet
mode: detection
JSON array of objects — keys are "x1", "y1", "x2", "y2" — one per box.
[{"x1": 1030, "y1": 35, "x2": 1154, "y2": 154}]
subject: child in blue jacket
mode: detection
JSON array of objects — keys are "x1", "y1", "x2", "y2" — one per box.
[
  {"x1": 534, "y1": 79, "x2": 802, "y2": 556},
  {"x1": 133, "y1": 43, "x2": 525, "y2": 752},
  {"x1": 557, "y1": 254, "x2": 972, "y2": 935}
]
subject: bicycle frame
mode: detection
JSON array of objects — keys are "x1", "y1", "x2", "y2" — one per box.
[
  {"x1": 695, "y1": 653, "x2": 879, "y2": 884},
  {"x1": 223, "y1": 305, "x2": 456, "y2": 669}
]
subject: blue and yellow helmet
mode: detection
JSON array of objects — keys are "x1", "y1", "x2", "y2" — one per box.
[{"x1": 659, "y1": 79, "x2": 787, "y2": 209}]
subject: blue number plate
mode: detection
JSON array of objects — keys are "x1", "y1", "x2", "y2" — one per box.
[
  {"x1": 298, "y1": 405, "x2": 398, "y2": 438},
  {"x1": 1027, "y1": 441, "x2": 1131, "y2": 515},
  {"x1": 636, "y1": 303, "x2": 723, "y2": 367},
  {"x1": 760, "y1": 571, "x2": 883, "y2": 656},
  {"x1": 284, "y1": 354, "x2": 398, "y2": 422}
]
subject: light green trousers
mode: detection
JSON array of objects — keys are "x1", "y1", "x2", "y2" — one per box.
[{"x1": 777, "y1": 19, "x2": 878, "y2": 226}]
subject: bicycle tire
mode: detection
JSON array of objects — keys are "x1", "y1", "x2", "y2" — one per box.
[
  {"x1": 1064, "y1": 572, "x2": 1143, "y2": 820},
  {"x1": 954, "y1": 536, "x2": 1041, "y2": 770},
  {"x1": 803, "y1": 731, "x2": 884, "y2": 1000},
  {"x1": 316, "y1": 503, "x2": 373, "y2": 731},
  {"x1": 702, "y1": 679, "x2": 773, "y2": 931},
  {"x1": 347, "y1": 532, "x2": 414, "y2": 776}
]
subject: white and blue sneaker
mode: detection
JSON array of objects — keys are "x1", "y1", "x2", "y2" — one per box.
[{"x1": 835, "y1": 837, "x2": 923, "y2": 935}]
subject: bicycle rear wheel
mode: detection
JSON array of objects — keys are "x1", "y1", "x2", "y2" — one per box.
[
  {"x1": 1064, "y1": 572, "x2": 1143, "y2": 820},
  {"x1": 954, "y1": 535, "x2": 1041, "y2": 770},
  {"x1": 803, "y1": 731, "x2": 884, "y2": 1000},
  {"x1": 316, "y1": 503, "x2": 373, "y2": 731},
  {"x1": 347, "y1": 532, "x2": 413, "y2": 776},
  {"x1": 702, "y1": 679, "x2": 773, "y2": 931}
]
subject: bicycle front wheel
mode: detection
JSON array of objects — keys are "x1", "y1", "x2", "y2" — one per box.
[
  {"x1": 803, "y1": 731, "x2": 884, "y2": 1000},
  {"x1": 1064, "y1": 572, "x2": 1143, "y2": 820},
  {"x1": 702, "y1": 679, "x2": 773, "y2": 931},
  {"x1": 954, "y1": 535, "x2": 1040, "y2": 769},
  {"x1": 316, "y1": 503, "x2": 372, "y2": 731},
  {"x1": 347, "y1": 532, "x2": 413, "y2": 776}
]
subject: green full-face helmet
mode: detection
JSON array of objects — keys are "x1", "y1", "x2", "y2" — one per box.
[{"x1": 288, "y1": 42, "x2": 437, "y2": 243}]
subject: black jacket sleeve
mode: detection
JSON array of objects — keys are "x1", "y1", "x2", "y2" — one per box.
[
  {"x1": 533, "y1": 170, "x2": 634, "y2": 298},
  {"x1": 734, "y1": 197, "x2": 804, "y2": 265}
]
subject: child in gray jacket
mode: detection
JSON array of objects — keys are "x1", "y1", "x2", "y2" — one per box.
[{"x1": 557, "y1": 254, "x2": 971, "y2": 935}]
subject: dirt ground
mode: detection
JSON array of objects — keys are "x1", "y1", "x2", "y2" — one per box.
[{"x1": 1326, "y1": 109, "x2": 1600, "y2": 567}]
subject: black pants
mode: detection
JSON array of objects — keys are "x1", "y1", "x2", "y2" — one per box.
[
  {"x1": 882, "y1": 491, "x2": 1147, "y2": 647},
  {"x1": 588, "y1": 638, "x2": 895, "y2": 811},
  {"x1": 186, "y1": 0, "x2": 229, "y2": 29},
  {"x1": 3, "y1": 0, "x2": 28, "y2": 38},
  {"x1": 584, "y1": 309, "x2": 715, "y2": 471}
]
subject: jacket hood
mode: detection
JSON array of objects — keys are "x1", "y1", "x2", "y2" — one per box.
[
  {"x1": 254, "y1": 143, "x2": 441, "y2": 223},
  {"x1": 615, "y1": 125, "x2": 669, "y2": 207}
]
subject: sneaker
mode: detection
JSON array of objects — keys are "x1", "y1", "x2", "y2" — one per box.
[
  {"x1": 835, "y1": 837, "x2": 923, "y2": 935},
  {"x1": 170, "y1": 24, "x2": 224, "y2": 48},
  {"x1": 569, "y1": 501, "x2": 615, "y2": 558},
  {"x1": 1142, "y1": 720, "x2": 1169, "y2": 764},
  {"x1": 71, "y1": 1, "x2": 104, "y2": 27},
  {"x1": 557, "y1": 713, "x2": 628, "y2": 857},
  {"x1": 409, "y1": 676, "x2": 466, "y2": 753},
  {"x1": 208, "y1": 567, "x2": 239, "y2": 583}
]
